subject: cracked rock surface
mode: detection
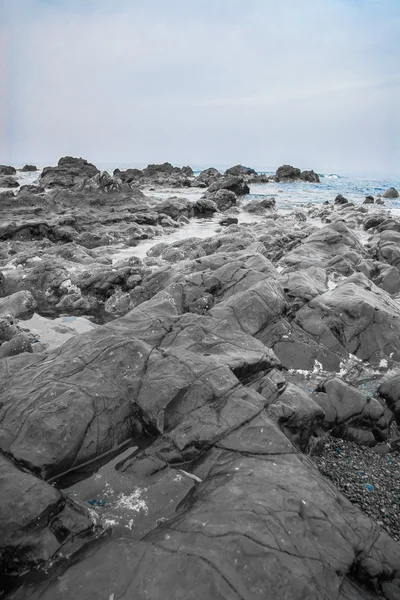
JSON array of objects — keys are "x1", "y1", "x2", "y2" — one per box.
[{"x1": 1, "y1": 159, "x2": 400, "y2": 599}]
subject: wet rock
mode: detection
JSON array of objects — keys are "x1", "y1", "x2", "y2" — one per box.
[
  {"x1": 382, "y1": 187, "x2": 399, "y2": 199},
  {"x1": 21, "y1": 165, "x2": 38, "y2": 172},
  {"x1": 0, "y1": 176, "x2": 19, "y2": 188}
]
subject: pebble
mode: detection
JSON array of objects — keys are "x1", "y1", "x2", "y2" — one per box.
[{"x1": 312, "y1": 434, "x2": 400, "y2": 541}]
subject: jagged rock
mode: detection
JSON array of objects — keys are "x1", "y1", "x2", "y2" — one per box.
[
  {"x1": 21, "y1": 164, "x2": 37, "y2": 172},
  {"x1": 194, "y1": 167, "x2": 221, "y2": 186},
  {"x1": 0, "y1": 165, "x2": 16, "y2": 176},
  {"x1": 279, "y1": 267, "x2": 327, "y2": 307},
  {"x1": 313, "y1": 378, "x2": 391, "y2": 446},
  {"x1": 206, "y1": 188, "x2": 237, "y2": 211},
  {"x1": 382, "y1": 187, "x2": 399, "y2": 199},
  {"x1": 17, "y1": 184, "x2": 46, "y2": 196},
  {"x1": 114, "y1": 167, "x2": 142, "y2": 182},
  {"x1": 0, "y1": 176, "x2": 19, "y2": 188},
  {"x1": 0, "y1": 454, "x2": 96, "y2": 576},
  {"x1": 295, "y1": 274, "x2": 400, "y2": 365},
  {"x1": 208, "y1": 175, "x2": 250, "y2": 196},
  {"x1": 375, "y1": 230, "x2": 400, "y2": 271},
  {"x1": 282, "y1": 222, "x2": 364, "y2": 269},
  {"x1": 267, "y1": 382, "x2": 325, "y2": 450},
  {"x1": 39, "y1": 156, "x2": 99, "y2": 188}
]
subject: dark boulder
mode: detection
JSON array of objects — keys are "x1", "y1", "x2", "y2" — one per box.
[
  {"x1": 219, "y1": 216, "x2": 239, "y2": 226},
  {"x1": 335, "y1": 194, "x2": 348, "y2": 205},
  {"x1": 193, "y1": 197, "x2": 218, "y2": 216},
  {"x1": 208, "y1": 175, "x2": 250, "y2": 196},
  {"x1": 114, "y1": 167, "x2": 142, "y2": 183},
  {"x1": 300, "y1": 170, "x2": 320, "y2": 183},
  {"x1": 0, "y1": 165, "x2": 16, "y2": 176},
  {"x1": 224, "y1": 164, "x2": 257, "y2": 177},
  {"x1": 21, "y1": 164, "x2": 37, "y2": 172},
  {"x1": 275, "y1": 164, "x2": 301, "y2": 181},
  {"x1": 364, "y1": 195, "x2": 375, "y2": 204},
  {"x1": 382, "y1": 187, "x2": 399, "y2": 199}
]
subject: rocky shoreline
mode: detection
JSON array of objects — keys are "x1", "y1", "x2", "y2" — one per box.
[{"x1": 1, "y1": 157, "x2": 400, "y2": 599}]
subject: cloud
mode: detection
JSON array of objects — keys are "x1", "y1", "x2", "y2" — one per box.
[{"x1": 1, "y1": 0, "x2": 399, "y2": 173}]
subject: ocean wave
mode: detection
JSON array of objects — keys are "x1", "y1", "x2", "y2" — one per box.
[{"x1": 321, "y1": 174, "x2": 339, "y2": 179}]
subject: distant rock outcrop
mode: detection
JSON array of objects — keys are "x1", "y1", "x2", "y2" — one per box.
[
  {"x1": 0, "y1": 165, "x2": 16, "y2": 176},
  {"x1": 276, "y1": 164, "x2": 320, "y2": 183},
  {"x1": 39, "y1": 156, "x2": 100, "y2": 188},
  {"x1": 383, "y1": 187, "x2": 399, "y2": 199}
]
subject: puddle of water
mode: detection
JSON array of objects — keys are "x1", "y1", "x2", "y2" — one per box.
[{"x1": 22, "y1": 313, "x2": 99, "y2": 351}]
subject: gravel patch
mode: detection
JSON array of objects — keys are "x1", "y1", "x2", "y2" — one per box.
[{"x1": 312, "y1": 435, "x2": 400, "y2": 541}]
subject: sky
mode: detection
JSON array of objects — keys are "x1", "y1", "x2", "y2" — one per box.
[{"x1": 0, "y1": 0, "x2": 399, "y2": 174}]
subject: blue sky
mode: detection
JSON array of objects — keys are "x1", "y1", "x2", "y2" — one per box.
[{"x1": 0, "y1": 0, "x2": 399, "y2": 173}]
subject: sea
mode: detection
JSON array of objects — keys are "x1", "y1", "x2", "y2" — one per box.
[{"x1": 11, "y1": 162, "x2": 400, "y2": 214}]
